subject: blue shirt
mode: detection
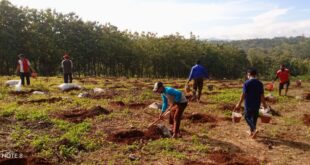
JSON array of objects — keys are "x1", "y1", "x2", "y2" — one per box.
[
  {"x1": 188, "y1": 64, "x2": 208, "y2": 80},
  {"x1": 161, "y1": 87, "x2": 183, "y2": 112},
  {"x1": 243, "y1": 79, "x2": 264, "y2": 110}
]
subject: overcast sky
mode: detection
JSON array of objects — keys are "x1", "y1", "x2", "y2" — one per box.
[{"x1": 9, "y1": 0, "x2": 310, "y2": 40}]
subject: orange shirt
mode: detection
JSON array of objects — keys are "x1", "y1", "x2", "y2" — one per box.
[{"x1": 276, "y1": 69, "x2": 290, "y2": 83}]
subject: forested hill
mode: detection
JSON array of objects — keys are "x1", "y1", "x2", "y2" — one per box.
[
  {"x1": 1, "y1": 0, "x2": 309, "y2": 79},
  {"x1": 230, "y1": 36, "x2": 310, "y2": 59}
]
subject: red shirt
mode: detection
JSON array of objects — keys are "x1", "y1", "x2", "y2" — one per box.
[{"x1": 276, "y1": 69, "x2": 290, "y2": 83}]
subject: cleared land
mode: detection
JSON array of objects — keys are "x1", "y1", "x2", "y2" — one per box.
[{"x1": 0, "y1": 76, "x2": 309, "y2": 165}]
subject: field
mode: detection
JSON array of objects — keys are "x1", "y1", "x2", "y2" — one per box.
[{"x1": 0, "y1": 76, "x2": 310, "y2": 165}]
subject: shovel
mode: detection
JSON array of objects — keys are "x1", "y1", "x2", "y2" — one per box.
[{"x1": 148, "y1": 109, "x2": 171, "y2": 128}]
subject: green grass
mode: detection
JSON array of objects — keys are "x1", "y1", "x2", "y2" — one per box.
[
  {"x1": 209, "y1": 88, "x2": 241, "y2": 103},
  {"x1": 142, "y1": 138, "x2": 186, "y2": 159}
]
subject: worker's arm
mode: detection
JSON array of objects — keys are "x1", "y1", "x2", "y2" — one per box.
[
  {"x1": 235, "y1": 92, "x2": 245, "y2": 111},
  {"x1": 27, "y1": 60, "x2": 35, "y2": 73},
  {"x1": 187, "y1": 67, "x2": 194, "y2": 84},
  {"x1": 273, "y1": 72, "x2": 279, "y2": 82},
  {"x1": 260, "y1": 94, "x2": 267, "y2": 109},
  {"x1": 159, "y1": 94, "x2": 168, "y2": 118},
  {"x1": 16, "y1": 64, "x2": 20, "y2": 73}
]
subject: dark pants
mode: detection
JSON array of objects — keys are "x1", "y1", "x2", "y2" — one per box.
[
  {"x1": 169, "y1": 102, "x2": 188, "y2": 135},
  {"x1": 64, "y1": 73, "x2": 73, "y2": 83},
  {"x1": 20, "y1": 72, "x2": 30, "y2": 86},
  {"x1": 279, "y1": 80, "x2": 290, "y2": 90},
  {"x1": 193, "y1": 77, "x2": 204, "y2": 100},
  {"x1": 244, "y1": 108, "x2": 259, "y2": 132}
]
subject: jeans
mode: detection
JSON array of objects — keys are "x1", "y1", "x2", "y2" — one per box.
[
  {"x1": 193, "y1": 77, "x2": 204, "y2": 100},
  {"x1": 20, "y1": 72, "x2": 30, "y2": 85},
  {"x1": 244, "y1": 108, "x2": 259, "y2": 132},
  {"x1": 169, "y1": 102, "x2": 188, "y2": 135},
  {"x1": 64, "y1": 73, "x2": 73, "y2": 83}
]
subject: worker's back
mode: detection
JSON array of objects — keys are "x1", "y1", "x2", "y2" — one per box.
[{"x1": 62, "y1": 59, "x2": 72, "y2": 74}]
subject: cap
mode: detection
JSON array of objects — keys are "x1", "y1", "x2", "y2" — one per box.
[
  {"x1": 63, "y1": 54, "x2": 69, "y2": 59},
  {"x1": 153, "y1": 82, "x2": 163, "y2": 92}
]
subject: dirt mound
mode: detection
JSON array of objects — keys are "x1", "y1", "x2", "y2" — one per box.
[
  {"x1": 79, "y1": 79, "x2": 98, "y2": 84},
  {"x1": 107, "y1": 129, "x2": 145, "y2": 144},
  {"x1": 265, "y1": 95, "x2": 277, "y2": 103},
  {"x1": 218, "y1": 103, "x2": 241, "y2": 111},
  {"x1": 17, "y1": 97, "x2": 62, "y2": 104},
  {"x1": 208, "y1": 151, "x2": 260, "y2": 165},
  {"x1": 55, "y1": 106, "x2": 110, "y2": 123},
  {"x1": 144, "y1": 125, "x2": 171, "y2": 139},
  {"x1": 0, "y1": 157, "x2": 51, "y2": 165},
  {"x1": 183, "y1": 160, "x2": 207, "y2": 165},
  {"x1": 23, "y1": 120, "x2": 53, "y2": 130},
  {"x1": 109, "y1": 101, "x2": 126, "y2": 107},
  {"x1": 127, "y1": 103, "x2": 147, "y2": 109},
  {"x1": 302, "y1": 93, "x2": 310, "y2": 100},
  {"x1": 81, "y1": 89, "x2": 119, "y2": 99},
  {"x1": 185, "y1": 113, "x2": 217, "y2": 123},
  {"x1": 219, "y1": 116, "x2": 233, "y2": 122},
  {"x1": 303, "y1": 114, "x2": 310, "y2": 126},
  {"x1": 107, "y1": 125, "x2": 169, "y2": 144},
  {"x1": 9, "y1": 89, "x2": 44, "y2": 96}
]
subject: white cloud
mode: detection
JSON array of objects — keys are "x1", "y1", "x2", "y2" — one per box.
[
  {"x1": 203, "y1": 8, "x2": 310, "y2": 40},
  {"x1": 8, "y1": 0, "x2": 310, "y2": 39}
]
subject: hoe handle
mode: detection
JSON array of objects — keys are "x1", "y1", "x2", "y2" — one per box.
[{"x1": 148, "y1": 110, "x2": 171, "y2": 127}]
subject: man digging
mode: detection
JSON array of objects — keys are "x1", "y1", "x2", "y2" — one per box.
[
  {"x1": 235, "y1": 68, "x2": 268, "y2": 139},
  {"x1": 153, "y1": 82, "x2": 188, "y2": 138}
]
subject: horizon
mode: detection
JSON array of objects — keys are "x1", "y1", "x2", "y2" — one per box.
[{"x1": 8, "y1": 0, "x2": 310, "y2": 40}]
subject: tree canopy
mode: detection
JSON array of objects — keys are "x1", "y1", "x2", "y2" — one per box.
[{"x1": 1, "y1": 0, "x2": 309, "y2": 79}]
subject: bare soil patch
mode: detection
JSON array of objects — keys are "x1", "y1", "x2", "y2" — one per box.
[
  {"x1": 0, "y1": 157, "x2": 51, "y2": 165},
  {"x1": 208, "y1": 151, "x2": 260, "y2": 165},
  {"x1": 302, "y1": 93, "x2": 310, "y2": 100},
  {"x1": 107, "y1": 125, "x2": 170, "y2": 144},
  {"x1": 17, "y1": 97, "x2": 62, "y2": 104},
  {"x1": 185, "y1": 113, "x2": 217, "y2": 123},
  {"x1": 109, "y1": 101, "x2": 126, "y2": 107},
  {"x1": 127, "y1": 103, "x2": 147, "y2": 109},
  {"x1": 55, "y1": 106, "x2": 110, "y2": 123},
  {"x1": 218, "y1": 103, "x2": 236, "y2": 111},
  {"x1": 303, "y1": 114, "x2": 310, "y2": 126},
  {"x1": 9, "y1": 89, "x2": 45, "y2": 96}
]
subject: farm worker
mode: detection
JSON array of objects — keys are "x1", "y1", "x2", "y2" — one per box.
[
  {"x1": 153, "y1": 82, "x2": 188, "y2": 138},
  {"x1": 235, "y1": 68, "x2": 267, "y2": 139},
  {"x1": 273, "y1": 64, "x2": 290, "y2": 96},
  {"x1": 61, "y1": 53, "x2": 73, "y2": 83},
  {"x1": 15, "y1": 54, "x2": 35, "y2": 86},
  {"x1": 186, "y1": 60, "x2": 209, "y2": 102}
]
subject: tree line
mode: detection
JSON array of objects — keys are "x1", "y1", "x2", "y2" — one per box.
[{"x1": 1, "y1": 0, "x2": 309, "y2": 79}]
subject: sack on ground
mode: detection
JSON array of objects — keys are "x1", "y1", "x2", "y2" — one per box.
[
  {"x1": 5, "y1": 80, "x2": 20, "y2": 86},
  {"x1": 148, "y1": 102, "x2": 162, "y2": 110},
  {"x1": 58, "y1": 83, "x2": 81, "y2": 91}
]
